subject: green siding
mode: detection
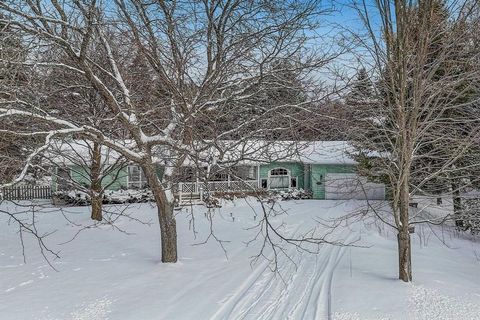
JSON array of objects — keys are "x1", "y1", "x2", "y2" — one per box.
[
  {"x1": 71, "y1": 165, "x2": 128, "y2": 190},
  {"x1": 310, "y1": 164, "x2": 356, "y2": 199},
  {"x1": 54, "y1": 165, "x2": 128, "y2": 191},
  {"x1": 104, "y1": 167, "x2": 128, "y2": 190},
  {"x1": 259, "y1": 162, "x2": 305, "y2": 189},
  {"x1": 53, "y1": 162, "x2": 358, "y2": 200},
  {"x1": 156, "y1": 165, "x2": 165, "y2": 180}
]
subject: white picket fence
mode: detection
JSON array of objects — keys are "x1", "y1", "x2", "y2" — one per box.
[
  {"x1": 178, "y1": 180, "x2": 258, "y2": 202},
  {"x1": 1, "y1": 185, "x2": 52, "y2": 201}
]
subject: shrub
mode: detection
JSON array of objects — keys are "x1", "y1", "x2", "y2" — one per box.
[
  {"x1": 53, "y1": 189, "x2": 155, "y2": 206},
  {"x1": 459, "y1": 198, "x2": 480, "y2": 235},
  {"x1": 269, "y1": 188, "x2": 313, "y2": 201}
]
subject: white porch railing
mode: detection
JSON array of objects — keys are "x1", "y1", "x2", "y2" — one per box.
[{"x1": 178, "y1": 180, "x2": 258, "y2": 202}]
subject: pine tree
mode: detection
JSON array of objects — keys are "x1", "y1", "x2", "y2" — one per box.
[{"x1": 346, "y1": 68, "x2": 374, "y2": 107}]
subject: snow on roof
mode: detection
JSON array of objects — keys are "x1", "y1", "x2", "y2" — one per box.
[
  {"x1": 174, "y1": 140, "x2": 357, "y2": 166},
  {"x1": 43, "y1": 140, "x2": 356, "y2": 167},
  {"x1": 295, "y1": 141, "x2": 356, "y2": 165},
  {"x1": 43, "y1": 140, "x2": 125, "y2": 166}
]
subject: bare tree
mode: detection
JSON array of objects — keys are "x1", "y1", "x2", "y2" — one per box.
[
  {"x1": 0, "y1": 0, "x2": 338, "y2": 263},
  {"x1": 349, "y1": 0, "x2": 480, "y2": 281},
  {"x1": 45, "y1": 139, "x2": 127, "y2": 221}
]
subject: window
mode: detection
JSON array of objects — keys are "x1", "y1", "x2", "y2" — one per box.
[
  {"x1": 268, "y1": 168, "x2": 290, "y2": 189},
  {"x1": 128, "y1": 165, "x2": 148, "y2": 189},
  {"x1": 270, "y1": 168, "x2": 288, "y2": 176},
  {"x1": 261, "y1": 179, "x2": 268, "y2": 188},
  {"x1": 234, "y1": 166, "x2": 257, "y2": 181},
  {"x1": 291, "y1": 177, "x2": 297, "y2": 188},
  {"x1": 212, "y1": 170, "x2": 229, "y2": 181}
]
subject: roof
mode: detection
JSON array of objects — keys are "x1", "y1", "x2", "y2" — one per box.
[
  {"x1": 43, "y1": 140, "x2": 356, "y2": 167},
  {"x1": 209, "y1": 140, "x2": 356, "y2": 165},
  {"x1": 43, "y1": 140, "x2": 125, "y2": 166},
  {"x1": 293, "y1": 141, "x2": 356, "y2": 165}
]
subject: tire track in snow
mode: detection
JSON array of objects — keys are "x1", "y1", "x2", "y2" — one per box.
[
  {"x1": 213, "y1": 229, "x2": 357, "y2": 320},
  {"x1": 312, "y1": 240, "x2": 351, "y2": 320},
  {"x1": 287, "y1": 243, "x2": 338, "y2": 320},
  {"x1": 289, "y1": 233, "x2": 354, "y2": 320},
  {"x1": 211, "y1": 224, "x2": 304, "y2": 320},
  {"x1": 253, "y1": 250, "x2": 313, "y2": 320}
]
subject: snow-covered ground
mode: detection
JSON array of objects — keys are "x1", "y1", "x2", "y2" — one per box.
[{"x1": 1, "y1": 200, "x2": 479, "y2": 320}]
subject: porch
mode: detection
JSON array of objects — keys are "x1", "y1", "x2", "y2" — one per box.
[{"x1": 177, "y1": 179, "x2": 259, "y2": 203}]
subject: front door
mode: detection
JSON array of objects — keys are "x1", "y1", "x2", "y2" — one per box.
[{"x1": 311, "y1": 169, "x2": 325, "y2": 199}]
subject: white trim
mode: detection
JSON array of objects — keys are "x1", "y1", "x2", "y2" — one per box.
[
  {"x1": 126, "y1": 165, "x2": 129, "y2": 188},
  {"x1": 257, "y1": 165, "x2": 261, "y2": 188},
  {"x1": 267, "y1": 167, "x2": 291, "y2": 190},
  {"x1": 127, "y1": 165, "x2": 148, "y2": 189}
]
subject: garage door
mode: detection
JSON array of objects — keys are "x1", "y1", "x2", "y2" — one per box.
[{"x1": 325, "y1": 173, "x2": 385, "y2": 200}]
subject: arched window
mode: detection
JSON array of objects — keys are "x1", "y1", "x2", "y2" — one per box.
[
  {"x1": 270, "y1": 168, "x2": 288, "y2": 176},
  {"x1": 268, "y1": 168, "x2": 290, "y2": 189}
]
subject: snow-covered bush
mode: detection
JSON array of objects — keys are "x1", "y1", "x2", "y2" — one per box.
[
  {"x1": 203, "y1": 195, "x2": 222, "y2": 208},
  {"x1": 53, "y1": 190, "x2": 91, "y2": 206},
  {"x1": 53, "y1": 189, "x2": 155, "y2": 206},
  {"x1": 269, "y1": 189, "x2": 312, "y2": 201},
  {"x1": 459, "y1": 199, "x2": 480, "y2": 235}
]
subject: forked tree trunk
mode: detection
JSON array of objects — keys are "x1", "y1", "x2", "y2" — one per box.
[
  {"x1": 143, "y1": 163, "x2": 178, "y2": 263},
  {"x1": 397, "y1": 181, "x2": 412, "y2": 282},
  {"x1": 90, "y1": 141, "x2": 103, "y2": 221}
]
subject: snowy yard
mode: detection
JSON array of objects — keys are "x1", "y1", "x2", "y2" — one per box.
[{"x1": 1, "y1": 200, "x2": 480, "y2": 320}]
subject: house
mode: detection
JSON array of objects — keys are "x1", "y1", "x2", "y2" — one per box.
[{"x1": 48, "y1": 140, "x2": 385, "y2": 201}]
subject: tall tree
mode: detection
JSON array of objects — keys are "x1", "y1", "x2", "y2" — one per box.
[
  {"x1": 345, "y1": 68, "x2": 374, "y2": 108},
  {"x1": 0, "y1": 0, "x2": 336, "y2": 263},
  {"x1": 351, "y1": 0, "x2": 480, "y2": 281}
]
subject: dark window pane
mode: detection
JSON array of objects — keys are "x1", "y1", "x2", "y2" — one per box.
[
  {"x1": 291, "y1": 177, "x2": 297, "y2": 188},
  {"x1": 270, "y1": 168, "x2": 288, "y2": 176},
  {"x1": 261, "y1": 179, "x2": 268, "y2": 188}
]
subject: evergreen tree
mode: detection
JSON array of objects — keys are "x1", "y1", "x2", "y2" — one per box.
[{"x1": 345, "y1": 68, "x2": 374, "y2": 108}]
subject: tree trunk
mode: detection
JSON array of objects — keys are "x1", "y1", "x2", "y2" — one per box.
[
  {"x1": 143, "y1": 163, "x2": 178, "y2": 263},
  {"x1": 91, "y1": 195, "x2": 102, "y2": 221},
  {"x1": 397, "y1": 229, "x2": 412, "y2": 282},
  {"x1": 158, "y1": 200, "x2": 177, "y2": 262},
  {"x1": 397, "y1": 180, "x2": 412, "y2": 282},
  {"x1": 90, "y1": 141, "x2": 103, "y2": 221},
  {"x1": 451, "y1": 178, "x2": 464, "y2": 229}
]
